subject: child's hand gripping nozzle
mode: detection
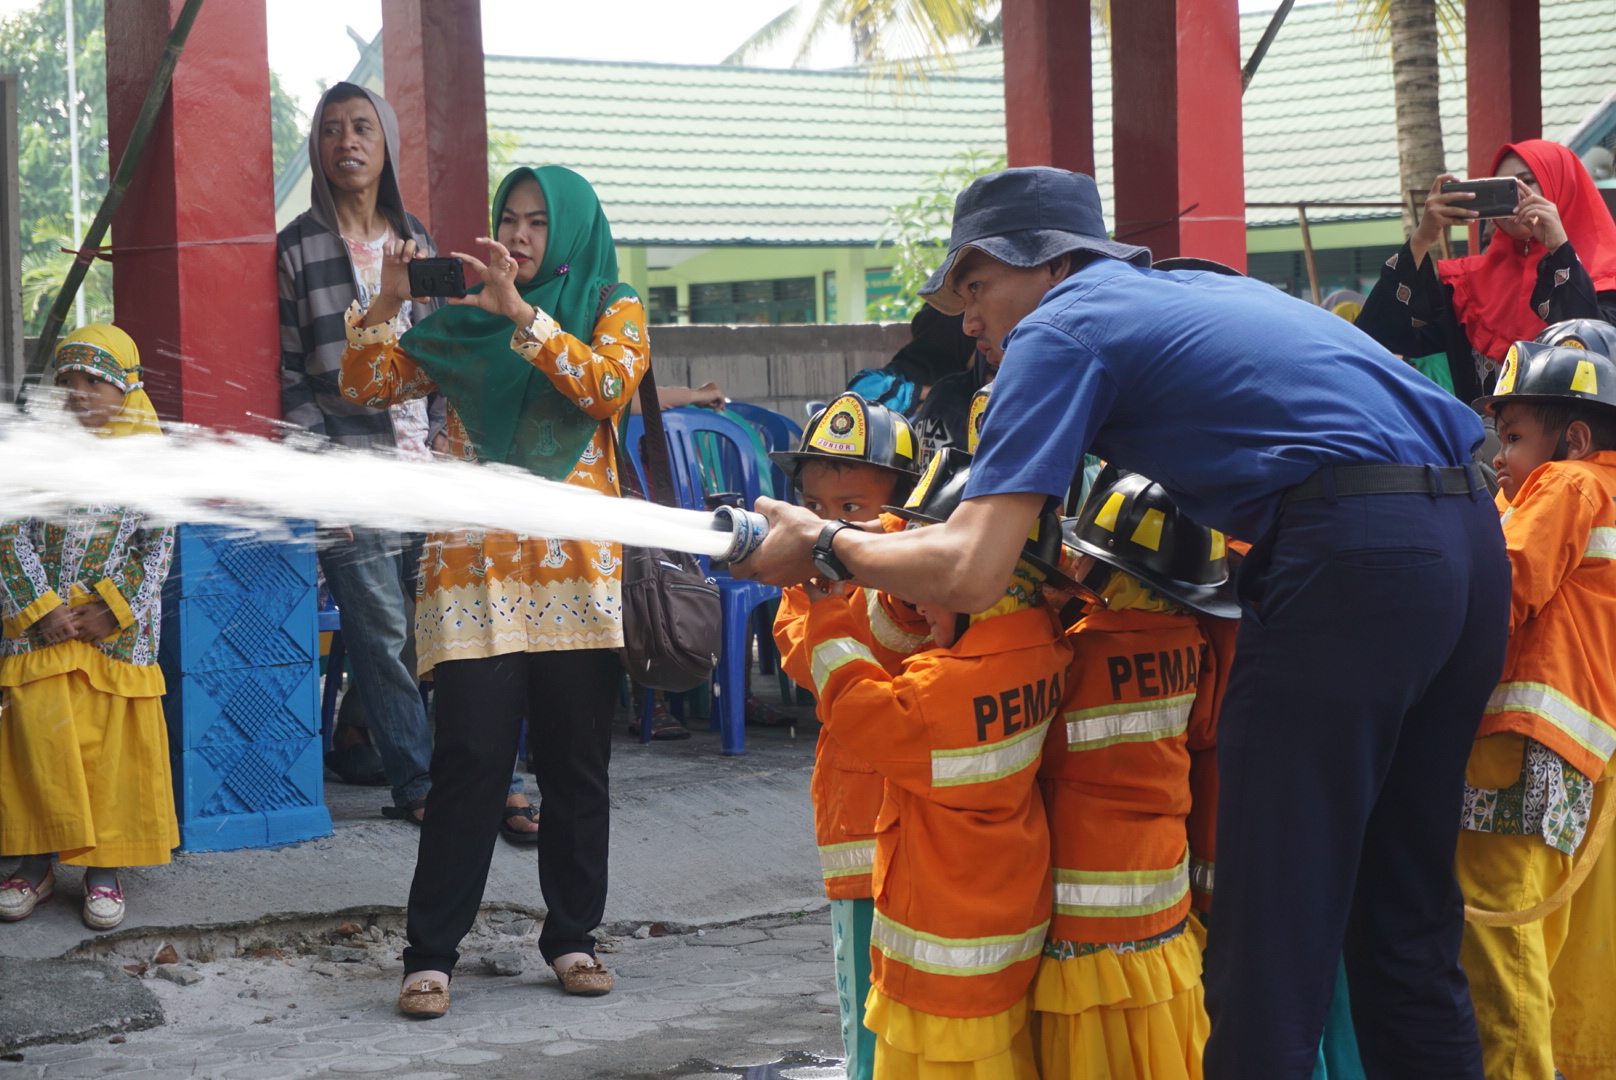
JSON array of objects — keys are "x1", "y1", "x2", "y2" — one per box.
[{"x1": 709, "y1": 505, "x2": 770, "y2": 568}]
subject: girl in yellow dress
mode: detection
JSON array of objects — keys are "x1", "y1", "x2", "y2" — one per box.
[{"x1": 0, "y1": 325, "x2": 178, "y2": 931}]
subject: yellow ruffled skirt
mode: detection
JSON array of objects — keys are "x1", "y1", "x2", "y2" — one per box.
[
  {"x1": 1030, "y1": 924, "x2": 1208, "y2": 1080},
  {"x1": 0, "y1": 641, "x2": 178, "y2": 866},
  {"x1": 864, "y1": 990, "x2": 1038, "y2": 1080}
]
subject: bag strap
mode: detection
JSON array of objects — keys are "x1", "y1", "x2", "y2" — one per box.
[{"x1": 598, "y1": 282, "x2": 676, "y2": 509}]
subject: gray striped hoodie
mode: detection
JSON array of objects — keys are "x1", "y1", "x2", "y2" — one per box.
[{"x1": 277, "y1": 83, "x2": 444, "y2": 449}]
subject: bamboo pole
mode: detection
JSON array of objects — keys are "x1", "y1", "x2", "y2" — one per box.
[
  {"x1": 23, "y1": 0, "x2": 206, "y2": 389},
  {"x1": 1297, "y1": 203, "x2": 1321, "y2": 305}
]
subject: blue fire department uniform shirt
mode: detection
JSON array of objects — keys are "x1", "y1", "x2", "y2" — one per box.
[{"x1": 964, "y1": 257, "x2": 1485, "y2": 541}]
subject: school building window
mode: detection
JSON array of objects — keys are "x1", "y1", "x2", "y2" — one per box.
[
  {"x1": 646, "y1": 286, "x2": 679, "y2": 325},
  {"x1": 689, "y1": 278, "x2": 816, "y2": 324},
  {"x1": 1247, "y1": 243, "x2": 1466, "y2": 301}
]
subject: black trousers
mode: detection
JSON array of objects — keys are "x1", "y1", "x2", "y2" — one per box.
[
  {"x1": 402, "y1": 648, "x2": 621, "y2": 975},
  {"x1": 1202, "y1": 490, "x2": 1510, "y2": 1080}
]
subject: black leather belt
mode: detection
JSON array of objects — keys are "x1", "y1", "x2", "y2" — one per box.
[{"x1": 1281, "y1": 462, "x2": 1484, "y2": 507}]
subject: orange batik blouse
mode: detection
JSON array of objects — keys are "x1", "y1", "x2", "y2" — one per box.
[{"x1": 338, "y1": 296, "x2": 649, "y2": 675}]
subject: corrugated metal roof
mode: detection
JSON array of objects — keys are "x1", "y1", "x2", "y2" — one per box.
[{"x1": 275, "y1": 0, "x2": 1616, "y2": 245}]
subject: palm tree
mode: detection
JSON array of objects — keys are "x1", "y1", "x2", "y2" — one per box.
[
  {"x1": 723, "y1": 0, "x2": 1106, "y2": 69},
  {"x1": 1348, "y1": 0, "x2": 1465, "y2": 233}
]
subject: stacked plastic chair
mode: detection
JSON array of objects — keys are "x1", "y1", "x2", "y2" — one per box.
[{"x1": 622, "y1": 407, "x2": 783, "y2": 754}]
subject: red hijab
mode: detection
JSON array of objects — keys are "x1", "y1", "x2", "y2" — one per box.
[{"x1": 1439, "y1": 139, "x2": 1616, "y2": 363}]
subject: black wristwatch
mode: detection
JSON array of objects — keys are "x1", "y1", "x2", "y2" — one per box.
[{"x1": 812, "y1": 520, "x2": 859, "y2": 582}]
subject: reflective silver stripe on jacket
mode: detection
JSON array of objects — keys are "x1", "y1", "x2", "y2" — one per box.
[
  {"x1": 871, "y1": 912, "x2": 1048, "y2": 976},
  {"x1": 1485, "y1": 681, "x2": 1616, "y2": 762},
  {"x1": 1063, "y1": 693, "x2": 1195, "y2": 752},
  {"x1": 865, "y1": 588, "x2": 929, "y2": 654},
  {"x1": 1190, "y1": 855, "x2": 1214, "y2": 896},
  {"x1": 1587, "y1": 526, "x2": 1616, "y2": 560},
  {"x1": 931, "y1": 718, "x2": 1049, "y2": 787},
  {"x1": 811, "y1": 637, "x2": 879, "y2": 696},
  {"x1": 818, "y1": 840, "x2": 875, "y2": 880},
  {"x1": 1052, "y1": 855, "x2": 1191, "y2": 919}
]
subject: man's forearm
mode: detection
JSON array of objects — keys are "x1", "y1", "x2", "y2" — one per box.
[{"x1": 833, "y1": 491, "x2": 1045, "y2": 612}]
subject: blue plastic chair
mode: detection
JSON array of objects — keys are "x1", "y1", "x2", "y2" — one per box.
[
  {"x1": 720, "y1": 403, "x2": 806, "y2": 688},
  {"x1": 726, "y1": 402, "x2": 803, "y2": 506},
  {"x1": 655, "y1": 409, "x2": 782, "y2": 755}
]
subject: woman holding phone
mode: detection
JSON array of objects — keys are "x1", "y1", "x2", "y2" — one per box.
[
  {"x1": 1358, "y1": 139, "x2": 1616, "y2": 402},
  {"x1": 339, "y1": 165, "x2": 647, "y2": 1017}
]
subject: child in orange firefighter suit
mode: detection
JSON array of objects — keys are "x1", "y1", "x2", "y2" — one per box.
[
  {"x1": 1456, "y1": 331, "x2": 1616, "y2": 1080},
  {"x1": 1029, "y1": 468, "x2": 1237, "y2": 1080},
  {"x1": 770, "y1": 392, "x2": 925, "y2": 1080},
  {"x1": 800, "y1": 447, "x2": 1075, "y2": 1079}
]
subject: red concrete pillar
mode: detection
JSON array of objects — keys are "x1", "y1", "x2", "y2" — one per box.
[
  {"x1": 1001, "y1": 0, "x2": 1093, "y2": 174},
  {"x1": 1109, "y1": 0, "x2": 1247, "y2": 269},
  {"x1": 382, "y1": 0, "x2": 489, "y2": 268},
  {"x1": 1466, "y1": 0, "x2": 1540, "y2": 182},
  {"x1": 105, "y1": 0, "x2": 279, "y2": 432}
]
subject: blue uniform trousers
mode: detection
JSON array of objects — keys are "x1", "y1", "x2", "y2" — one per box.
[{"x1": 1202, "y1": 489, "x2": 1509, "y2": 1080}]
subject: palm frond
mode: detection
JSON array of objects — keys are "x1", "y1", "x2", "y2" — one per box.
[
  {"x1": 1339, "y1": 0, "x2": 1465, "y2": 58},
  {"x1": 722, "y1": 2, "x2": 809, "y2": 65}
]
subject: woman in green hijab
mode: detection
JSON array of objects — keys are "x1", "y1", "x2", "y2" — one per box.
[{"x1": 340, "y1": 166, "x2": 646, "y2": 1014}]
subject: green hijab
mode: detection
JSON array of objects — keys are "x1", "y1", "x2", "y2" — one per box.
[{"x1": 400, "y1": 166, "x2": 636, "y2": 479}]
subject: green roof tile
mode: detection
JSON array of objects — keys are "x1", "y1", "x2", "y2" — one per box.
[{"x1": 276, "y1": 1, "x2": 1616, "y2": 245}]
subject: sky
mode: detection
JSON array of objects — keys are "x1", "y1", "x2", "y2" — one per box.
[{"x1": 1, "y1": 0, "x2": 1299, "y2": 119}]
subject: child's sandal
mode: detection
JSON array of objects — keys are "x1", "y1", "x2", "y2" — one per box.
[{"x1": 82, "y1": 878, "x2": 125, "y2": 931}]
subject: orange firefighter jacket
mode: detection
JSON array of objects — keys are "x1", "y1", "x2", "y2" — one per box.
[
  {"x1": 1187, "y1": 612, "x2": 1237, "y2": 914},
  {"x1": 806, "y1": 595, "x2": 1071, "y2": 1018},
  {"x1": 1039, "y1": 608, "x2": 1206, "y2": 944},
  {"x1": 1482, "y1": 451, "x2": 1616, "y2": 781},
  {"x1": 775, "y1": 583, "x2": 932, "y2": 900}
]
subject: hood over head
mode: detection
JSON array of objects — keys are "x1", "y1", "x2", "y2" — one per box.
[{"x1": 305, "y1": 82, "x2": 412, "y2": 241}]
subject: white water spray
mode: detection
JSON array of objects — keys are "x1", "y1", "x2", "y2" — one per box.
[{"x1": 0, "y1": 406, "x2": 759, "y2": 560}]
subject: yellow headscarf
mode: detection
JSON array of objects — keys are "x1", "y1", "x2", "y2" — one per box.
[
  {"x1": 968, "y1": 558, "x2": 1046, "y2": 626},
  {"x1": 1098, "y1": 569, "x2": 1185, "y2": 614},
  {"x1": 48, "y1": 324, "x2": 162, "y2": 438}
]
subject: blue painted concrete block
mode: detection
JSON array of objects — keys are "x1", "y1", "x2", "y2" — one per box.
[{"x1": 160, "y1": 524, "x2": 330, "y2": 852}]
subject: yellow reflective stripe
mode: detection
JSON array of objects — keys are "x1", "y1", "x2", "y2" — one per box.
[
  {"x1": 811, "y1": 637, "x2": 879, "y2": 696},
  {"x1": 1485, "y1": 681, "x2": 1616, "y2": 762},
  {"x1": 1063, "y1": 694, "x2": 1194, "y2": 751},
  {"x1": 864, "y1": 588, "x2": 929, "y2": 654},
  {"x1": 1052, "y1": 855, "x2": 1190, "y2": 918},
  {"x1": 1190, "y1": 855, "x2": 1214, "y2": 896},
  {"x1": 818, "y1": 840, "x2": 875, "y2": 880},
  {"x1": 871, "y1": 911, "x2": 1048, "y2": 977},
  {"x1": 931, "y1": 718, "x2": 1050, "y2": 787},
  {"x1": 1586, "y1": 526, "x2": 1616, "y2": 560}
]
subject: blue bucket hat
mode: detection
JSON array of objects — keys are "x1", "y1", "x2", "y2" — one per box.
[{"x1": 919, "y1": 167, "x2": 1152, "y2": 315}]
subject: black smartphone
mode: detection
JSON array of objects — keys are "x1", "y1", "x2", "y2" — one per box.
[
  {"x1": 407, "y1": 256, "x2": 468, "y2": 299},
  {"x1": 1440, "y1": 177, "x2": 1520, "y2": 220}
]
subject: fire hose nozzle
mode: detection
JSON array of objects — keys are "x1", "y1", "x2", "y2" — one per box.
[{"x1": 710, "y1": 506, "x2": 770, "y2": 566}]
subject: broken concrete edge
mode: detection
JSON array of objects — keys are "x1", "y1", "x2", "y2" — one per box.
[
  {"x1": 0, "y1": 959, "x2": 164, "y2": 1054},
  {"x1": 0, "y1": 1007, "x2": 164, "y2": 1055},
  {"x1": 56, "y1": 898, "x2": 831, "y2": 964}
]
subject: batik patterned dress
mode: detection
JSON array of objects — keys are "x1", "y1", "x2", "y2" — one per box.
[
  {"x1": 338, "y1": 296, "x2": 649, "y2": 675},
  {"x1": 0, "y1": 508, "x2": 179, "y2": 866}
]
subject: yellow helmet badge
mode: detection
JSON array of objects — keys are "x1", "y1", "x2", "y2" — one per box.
[
  {"x1": 808, "y1": 395, "x2": 868, "y2": 458},
  {"x1": 1495, "y1": 346, "x2": 1519, "y2": 396},
  {"x1": 966, "y1": 385, "x2": 992, "y2": 455}
]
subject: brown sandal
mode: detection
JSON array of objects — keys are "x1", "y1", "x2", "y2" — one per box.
[
  {"x1": 553, "y1": 957, "x2": 613, "y2": 996},
  {"x1": 398, "y1": 975, "x2": 449, "y2": 1019}
]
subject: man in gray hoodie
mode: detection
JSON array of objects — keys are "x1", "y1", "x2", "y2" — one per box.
[{"x1": 277, "y1": 82, "x2": 437, "y2": 821}]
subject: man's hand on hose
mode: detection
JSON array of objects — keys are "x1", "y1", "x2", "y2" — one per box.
[{"x1": 728, "y1": 497, "x2": 863, "y2": 586}]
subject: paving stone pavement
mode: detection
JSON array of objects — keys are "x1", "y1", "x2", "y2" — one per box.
[{"x1": 0, "y1": 914, "x2": 847, "y2": 1080}]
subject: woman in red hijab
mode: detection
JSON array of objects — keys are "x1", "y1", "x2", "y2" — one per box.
[{"x1": 1358, "y1": 139, "x2": 1616, "y2": 403}]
